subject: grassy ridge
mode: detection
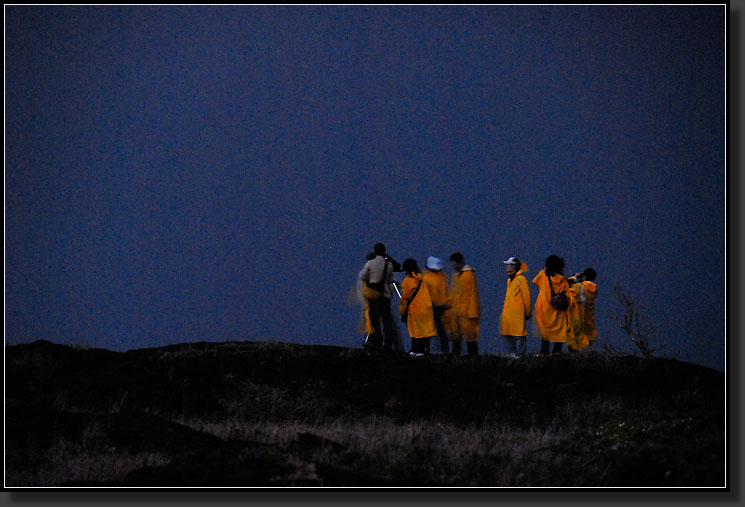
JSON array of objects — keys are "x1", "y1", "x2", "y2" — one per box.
[{"x1": 5, "y1": 340, "x2": 725, "y2": 487}]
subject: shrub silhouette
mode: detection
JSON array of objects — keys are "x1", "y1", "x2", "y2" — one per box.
[{"x1": 610, "y1": 283, "x2": 671, "y2": 359}]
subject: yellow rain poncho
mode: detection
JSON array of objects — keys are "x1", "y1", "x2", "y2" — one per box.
[
  {"x1": 500, "y1": 263, "x2": 531, "y2": 337},
  {"x1": 363, "y1": 299, "x2": 374, "y2": 335},
  {"x1": 581, "y1": 281, "x2": 598, "y2": 343},
  {"x1": 566, "y1": 277, "x2": 589, "y2": 351},
  {"x1": 422, "y1": 270, "x2": 452, "y2": 332},
  {"x1": 532, "y1": 269, "x2": 570, "y2": 343},
  {"x1": 399, "y1": 273, "x2": 437, "y2": 339},
  {"x1": 348, "y1": 284, "x2": 375, "y2": 335},
  {"x1": 450, "y1": 266, "x2": 480, "y2": 319},
  {"x1": 450, "y1": 266, "x2": 480, "y2": 342},
  {"x1": 422, "y1": 270, "x2": 450, "y2": 309}
]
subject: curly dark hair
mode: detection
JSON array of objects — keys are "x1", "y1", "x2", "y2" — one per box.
[{"x1": 402, "y1": 258, "x2": 421, "y2": 275}]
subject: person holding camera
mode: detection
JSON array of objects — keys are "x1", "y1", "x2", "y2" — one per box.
[
  {"x1": 566, "y1": 271, "x2": 590, "y2": 351},
  {"x1": 500, "y1": 256, "x2": 532, "y2": 358},
  {"x1": 566, "y1": 267, "x2": 599, "y2": 351},
  {"x1": 449, "y1": 252, "x2": 481, "y2": 356},
  {"x1": 532, "y1": 255, "x2": 571, "y2": 355},
  {"x1": 358, "y1": 243, "x2": 401, "y2": 352},
  {"x1": 399, "y1": 258, "x2": 437, "y2": 356},
  {"x1": 578, "y1": 268, "x2": 598, "y2": 347}
]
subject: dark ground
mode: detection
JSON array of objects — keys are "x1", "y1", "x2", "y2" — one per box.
[{"x1": 4, "y1": 340, "x2": 727, "y2": 488}]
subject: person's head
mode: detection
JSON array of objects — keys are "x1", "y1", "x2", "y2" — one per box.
[
  {"x1": 545, "y1": 255, "x2": 565, "y2": 277},
  {"x1": 503, "y1": 256, "x2": 521, "y2": 277},
  {"x1": 366, "y1": 251, "x2": 376, "y2": 261},
  {"x1": 450, "y1": 252, "x2": 465, "y2": 272},
  {"x1": 426, "y1": 256, "x2": 443, "y2": 272},
  {"x1": 373, "y1": 243, "x2": 386, "y2": 256},
  {"x1": 583, "y1": 268, "x2": 597, "y2": 282},
  {"x1": 402, "y1": 258, "x2": 420, "y2": 275}
]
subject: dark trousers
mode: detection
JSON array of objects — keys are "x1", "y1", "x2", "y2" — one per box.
[
  {"x1": 367, "y1": 297, "x2": 398, "y2": 350},
  {"x1": 540, "y1": 340, "x2": 564, "y2": 355},
  {"x1": 411, "y1": 337, "x2": 431, "y2": 354},
  {"x1": 451, "y1": 340, "x2": 478, "y2": 356},
  {"x1": 467, "y1": 341, "x2": 479, "y2": 355}
]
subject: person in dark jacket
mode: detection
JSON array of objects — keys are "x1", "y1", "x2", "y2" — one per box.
[{"x1": 358, "y1": 243, "x2": 400, "y2": 351}]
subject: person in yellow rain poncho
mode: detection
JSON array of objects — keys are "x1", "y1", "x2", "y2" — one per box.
[
  {"x1": 566, "y1": 273, "x2": 590, "y2": 351},
  {"x1": 399, "y1": 258, "x2": 437, "y2": 356},
  {"x1": 565, "y1": 267, "x2": 600, "y2": 350},
  {"x1": 422, "y1": 256, "x2": 452, "y2": 354},
  {"x1": 532, "y1": 255, "x2": 571, "y2": 356},
  {"x1": 580, "y1": 268, "x2": 599, "y2": 346},
  {"x1": 449, "y1": 252, "x2": 481, "y2": 356},
  {"x1": 500, "y1": 257, "x2": 531, "y2": 358}
]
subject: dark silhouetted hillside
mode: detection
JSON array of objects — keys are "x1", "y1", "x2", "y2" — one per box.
[{"x1": 5, "y1": 340, "x2": 725, "y2": 487}]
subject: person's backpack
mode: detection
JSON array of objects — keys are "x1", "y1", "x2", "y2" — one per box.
[{"x1": 548, "y1": 272, "x2": 569, "y2": 310}]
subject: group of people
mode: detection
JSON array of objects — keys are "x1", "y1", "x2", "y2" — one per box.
[
  {"x1": 522, "y1": 254, "x2": 598, "y2": 356},
  {"x1": 357, "y1": 243, "x2": 598, "y2": 358}
]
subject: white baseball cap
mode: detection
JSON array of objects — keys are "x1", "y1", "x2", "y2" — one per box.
[
  {"x1": 503, "y1": 257, "x2": 520, "y2": 266},
  {"x1": 426, "y1": 256, "x2": 443, "y2": 270}
]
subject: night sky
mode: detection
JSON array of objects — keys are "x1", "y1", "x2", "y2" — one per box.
[{"x1": 5, "y1": 5, "x2": 726, "y2": 371}]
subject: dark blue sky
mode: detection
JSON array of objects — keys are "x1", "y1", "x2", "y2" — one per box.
[{"x1": 5, "y1": 5, "x2": 726, "y2": 370}]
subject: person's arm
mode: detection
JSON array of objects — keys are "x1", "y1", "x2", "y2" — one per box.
[
  {"x1": 466, "y1": 272, "x2": 480, "y2": 319},
  {"x1": 532, "y1": 270, "x2": 542, "y2": 287},
  {"x1": 399, "y1": 278, "x2": 412, "y2": 316},
  {"x1": 386, "y1": 261, "x2": 395, "y2": 289},
  {"x1": 358, "y1": 262, "x2": 371, "y2": 285},
  {"x1": 519, "y1": 275, "x2": 532, "y2": 319},
  {"x1": 386, "y1": 256, "x2": 403, "y2": 272}
]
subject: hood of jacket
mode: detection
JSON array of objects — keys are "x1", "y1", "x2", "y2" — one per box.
[
  {"x1": 507, "y1": 263, "x2": 528, "y2": 280},
  {"x1": 583, "y1": 280, "x2": 598, "y2": 294}
]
